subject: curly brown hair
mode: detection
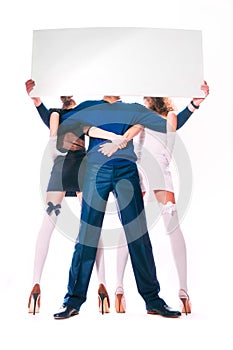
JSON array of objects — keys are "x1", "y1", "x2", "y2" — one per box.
[{"x1": 143, "y1": 97, "x2": 177, "y2": 118}]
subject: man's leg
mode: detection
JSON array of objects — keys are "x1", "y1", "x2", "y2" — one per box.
[
  {"x1": 113, "y1": 163, "x2": 160, "y2": 308},
  {"x1": 56, "y1": 164, "x2": 112, "y2": 314},
  {"x1": 113, "y1": 163, "x2": 181, "y2": 316}
]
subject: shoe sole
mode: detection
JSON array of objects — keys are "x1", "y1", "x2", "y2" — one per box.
[
  {"x1": 147, "y1": 311, "x2": 180, "y2": 318},
  {"x1": 54, "y1": 311, "x2": 79, "y2": 319}
]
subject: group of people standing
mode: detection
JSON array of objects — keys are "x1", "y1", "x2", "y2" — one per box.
[{"x1": 25, "y1": 79, "x2": 209, "y2": 319}]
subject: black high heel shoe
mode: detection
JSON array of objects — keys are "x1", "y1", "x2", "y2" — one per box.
[
  {"x1": 28, "y1": 284, "x2": 41, "y2": 315},
  {"x1": 98, "y1": 284, "x2": 110, "y2": 314},
  {"x1": 179, "y1": 289, "x2": 191, "y2": 315}
]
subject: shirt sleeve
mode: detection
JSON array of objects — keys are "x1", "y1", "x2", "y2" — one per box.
[
  {"x1": 132, "y1": 104, "x2": 167, "y2": 133},
  {"x1": 57, "y1": 102, "x2": 103, "y2": 137},
  {"x1": 36, "y1": 103, "x2": 50, "y2": 128},
  {"x1": 176, "y1": 107, "x2": 193, "y2": 130},
  {"x1": 132, "y1": 104, "x2": 193, "y2": 132}
]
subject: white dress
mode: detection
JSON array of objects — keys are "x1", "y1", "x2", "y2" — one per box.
[{"x1": 134, "y1": 128, "x2": 175, "y2": 193}]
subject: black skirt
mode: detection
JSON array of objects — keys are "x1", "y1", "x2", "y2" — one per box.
[{"x1": 47, "y1": 150, "x2": 87, "y2": 196}]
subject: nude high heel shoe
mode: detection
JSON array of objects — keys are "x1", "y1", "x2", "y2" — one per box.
[
  {"x1": 28, "y1": 284, "x2": 41, "y2": 315},
  {"x1": 179, "y1": 289, "x2": 191, "y2": 315},
  {"x1": 98, "y1": 284, "x2": 110, "y2": 314},
  {"x1": 115, "y1": 286, "x2": 126, "y2": 313}
]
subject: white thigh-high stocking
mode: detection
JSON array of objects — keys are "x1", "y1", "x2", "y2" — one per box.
[
  {"x1": 95, "y1": 236, "x2": 107, "y2": 287},
  {"x1": 116, "y1": 229, "x2": 129, "y2": 292},
  {"x1": 32, "y1": 210, "x2": 58, "y2": 285},
  {"x1": 160, "y1": 202, "x2": 188, "y2": 294}
]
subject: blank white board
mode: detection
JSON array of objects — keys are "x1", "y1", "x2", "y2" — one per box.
[{"x1": 30, "y1": 27, "x2": 204, "y2": 97}]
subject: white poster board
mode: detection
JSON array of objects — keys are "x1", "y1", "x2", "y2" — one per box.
[{"x1": 30, "y1": 27, "x2": 204, "y2": 97}]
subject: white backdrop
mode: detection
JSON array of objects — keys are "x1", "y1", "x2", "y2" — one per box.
[{"x1": 1, "y1": 0, "x2": 233, "y2": 349}]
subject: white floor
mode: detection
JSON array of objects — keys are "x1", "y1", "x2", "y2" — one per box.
[
  {"x1": 1, "y1": 205, "x2": 232, "y2": 350},
  {"x1": 1, "y1": 281, "x2": 231, "y2": 350}
]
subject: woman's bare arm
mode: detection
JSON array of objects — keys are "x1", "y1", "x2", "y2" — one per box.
[
  {"x1": 123, "y1": 124, "x2": 144, "y2": 141},
  {"x1": 49, "y1": 112, "x2": 60, "y2": 136}
]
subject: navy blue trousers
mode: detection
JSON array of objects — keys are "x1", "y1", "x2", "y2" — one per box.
[{"x1": 63, "y1": 161, "x2": 162, "y2": 310}]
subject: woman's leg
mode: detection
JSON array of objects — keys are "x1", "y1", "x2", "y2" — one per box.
[
  {"x1": 115, "y1": 232, "x2": 129, "y2": 290},
  {"x1": 95, "y1": 228, "x2": 127, "y2": 290},
  {"x1": 154, "y1": 190, "x2": 188, "y2": 295},
  {"x1": 32, "y1": 191, "x2": 65, "y2": 285},
  {"x1": 28, "y1": 191, "x2": 66, "y2": 314},
  {"x1": 115, "y1": 230, "x2": 128, "y2": 312},
  {"x1": 76, "y1": 191, "x2": 82, "y2": 204},
  {"x1": 95, "y1": 236, "x2": 107, "y2": 287},
  {"x1": 95, "y1": 237, "x2": 111, "y2": 313}
]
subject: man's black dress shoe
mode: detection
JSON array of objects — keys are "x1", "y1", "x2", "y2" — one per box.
[
  {"x1": 147, "y1": 304, "x2": 181, "y2": 318},
  {"x1": 54, "y1": 305, "x2": 79, "y2": 319}
]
